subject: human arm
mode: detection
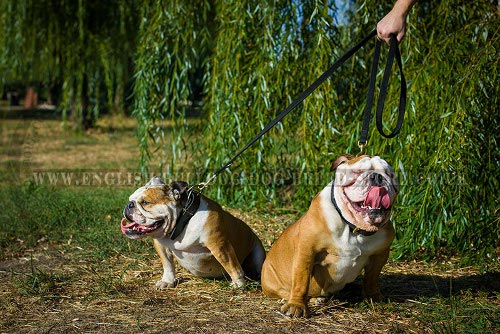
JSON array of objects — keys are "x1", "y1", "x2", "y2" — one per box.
[{"x1": 377, "y1": 0, "x2": 418, "y2": 45}]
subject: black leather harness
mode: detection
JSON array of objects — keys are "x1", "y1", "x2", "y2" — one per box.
[{"x1": 170, "y1": 190, "x2": 201, "y2": 240}]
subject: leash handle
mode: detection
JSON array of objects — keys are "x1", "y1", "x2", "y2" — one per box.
[
  {"x1": 359, "y1": 34, "x2": 407, "y2": 149},
  {"x1": 376, "y1": 35, "x2": 407, "y2": 138},
  {"x1": 359, "y1": 37, "x2": 382, "y2": 152}
]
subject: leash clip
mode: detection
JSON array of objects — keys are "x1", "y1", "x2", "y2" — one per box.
[
  {"x1": 190, "y1": 173, "x2": 218, "y2": 193},
  {"x1": 357, "y1": 141, "x2": 366, "y2": 156},
  {"x1": 193, "y1": 161, "x2": 234, "y2": 193}
]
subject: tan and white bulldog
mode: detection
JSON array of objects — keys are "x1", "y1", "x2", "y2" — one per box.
[
  {"x1": 261, "y1": 155, "x2": 398, "y2": 317},
  {"x1": 121, "y1": 177, "x2": 266, "y2": 289}
]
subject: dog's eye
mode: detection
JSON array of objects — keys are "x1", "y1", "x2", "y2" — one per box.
[{"x1": 141, "y1": 200, "x2": 150, "y2": 206}]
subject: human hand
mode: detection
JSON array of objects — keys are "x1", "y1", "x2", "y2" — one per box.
[
  {"x1": 377, "y1": 0, "x2": 417, "y2": 45},
  {"x1": 377, "y1": 8, "x2": 406, "y2": 45}
]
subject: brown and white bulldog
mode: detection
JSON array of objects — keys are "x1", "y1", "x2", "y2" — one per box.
[
  {"x1": 261, "y1": 155, "x2": 398, "y2": 317},
  {"x1": 121, "y1": 176, "x2": 266, "y2": 289}
]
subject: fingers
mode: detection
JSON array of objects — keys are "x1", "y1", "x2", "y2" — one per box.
[
  {"x1": 377, "y1": 28, "x2": 405, "y2": 46},
  {"x1": 377, "y1": 11, "x2": 406, "y2": 45}
]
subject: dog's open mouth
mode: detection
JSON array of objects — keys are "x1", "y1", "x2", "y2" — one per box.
[
  {"x1": 346, "y1": 186, "x2": 392, "y2": 216},
  {"x1": 120, "y1": 217, "x2": 163, "y2": 236}
]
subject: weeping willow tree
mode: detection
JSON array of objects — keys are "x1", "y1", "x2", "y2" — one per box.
[
  {"x1": 0, "y1": 0, "x2": 139, "y2": 130},
  {"x1": 383, "y1": 0, "x2": 499, "y2": 261},
  {"x1": 136, "y1": 0, "x2": 498, "y2": 263},
  {"x1": 134, "y1": 0, "x2": 214, "y2": 174}
]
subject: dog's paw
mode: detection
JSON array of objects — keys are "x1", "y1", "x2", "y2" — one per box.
[
  {"x1": 155, "y1": 279, "x2": 176, "y2": 290},
  {"x1": 230, "y1": 277, "x2": 246, "y2": 289},
  {"x1": 280, "y1": 302, "x2": 308, "y2": 318}
]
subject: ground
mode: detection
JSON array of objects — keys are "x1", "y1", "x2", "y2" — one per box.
[
  {"x1": 1, "y1": 245, "x2": 498, "y2": 333},
  {"x1": 0, "y1": 109, "x2": 498, "y2": 333}
]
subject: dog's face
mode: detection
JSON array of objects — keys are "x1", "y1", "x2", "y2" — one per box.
[
  {"x1": 331, "y1": 155, "x2": 398, "y2": 233},
  {"x1": 120, "y1": 177, "x2": 188, "y2": 239}
]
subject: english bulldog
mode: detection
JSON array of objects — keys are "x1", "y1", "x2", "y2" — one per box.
[
  {"x1": 121, "y1": 176, "x2": 266, "y2": 289},
  {"x1": 261, "y1": 155, "x2": 398, "y2": 317}
]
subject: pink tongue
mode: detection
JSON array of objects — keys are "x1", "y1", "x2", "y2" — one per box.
[
  {"x1": 120, "y1": 217, "x2": 138, "y2": 234},
  {"x1": 364, "y1": 187, "x2": 391, "y2": 209}
]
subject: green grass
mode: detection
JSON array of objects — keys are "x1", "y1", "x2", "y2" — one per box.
[{"x1": 0, "y1": 183, "x2": 151, "y2": 260}]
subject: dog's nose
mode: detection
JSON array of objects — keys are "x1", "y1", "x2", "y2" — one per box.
[
  {"x1": 370, "y1": 173, "x2": 384, "y2": 186},
  {"x1": 127, "y1": 201, "x2": 135, "y2": 209}
]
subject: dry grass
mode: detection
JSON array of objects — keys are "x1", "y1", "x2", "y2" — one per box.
[
  {"x1": 0, "y1": 114, "x2": 139, "y2": 173},
  {"x1": 1, "y1": 244, "x2": 498, "y2": 334},
  {"x1": 0, "y1": 113, "x2": 498, "y2": 333}
]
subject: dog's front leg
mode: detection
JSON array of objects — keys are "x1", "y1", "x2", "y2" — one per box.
[
  {"x1": 362, "y1": 247, "x2": 390, "y2": 301},
  {"x1": 153, "y1": 239, "x2": 176, "y2": 289},
  {"x1": 281, "y1": 244, "x2": 315, "y2": 317},
  {"x1": 208, "y1": 241, "x2": 246, "y2": 289}
]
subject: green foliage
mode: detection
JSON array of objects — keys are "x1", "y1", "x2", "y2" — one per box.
[
  {"x1": 0, "y1": 0, "x2": 139, "y2": 130},
  {"x1": 133, "y1": 0, "x2": 214, "y2": 173},
  {"x1": 380, "y1": 0, "x2": 499, "y2": 261},
  {"x1": 202, "y1": 0, "x2": 341, "y2": 206},
  {"x1": 418, "y1": 292, "x2": 499, "y2": 333},
  {"x1": 133, "y1": 0, "x2": 498, "y2": 263},
  {"x1": 0, "y1": 183, "x2": 151, "y2": 260}
]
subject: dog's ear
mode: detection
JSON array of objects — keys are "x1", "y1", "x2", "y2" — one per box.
[
  {"x1": 146, "y1": 176, "x2": 165, "y2": 187},
  {"x1": 330, "y1": 155, "x2": 354, "y2": 171},
  {"x1": 170, "y1": 181, "x2": 189, "y2": 201}
]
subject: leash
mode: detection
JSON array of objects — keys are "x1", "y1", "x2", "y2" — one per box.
[
  {"x1": 358, "y1": 34, "x2": 406, "y2": 155},
  {"x1": 194, "y1": 29, "x2": 406, "y2": 191}
]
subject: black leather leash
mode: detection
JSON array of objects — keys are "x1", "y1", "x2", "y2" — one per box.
[
  {"x1": 195, "y1": 29, "x2": 376, "y2": 190},
  {"x1": 358, "y1": 34, "x2": 406, "y2": 154},
  {"x1": 195, "y1": 29, "x2": 406, "y2": 192}
]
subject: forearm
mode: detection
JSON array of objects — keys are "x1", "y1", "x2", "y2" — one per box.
[{"x1": 392, "y1": 0, "x2": 418, "y2": 17}]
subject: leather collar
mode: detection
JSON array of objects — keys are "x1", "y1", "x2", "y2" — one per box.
[
  {"x1": 170, "y1": 190, "x2": 201, "y2": 240},
  {"x1": 330, "y1": 185, "x2": 377, "y2": 237}
]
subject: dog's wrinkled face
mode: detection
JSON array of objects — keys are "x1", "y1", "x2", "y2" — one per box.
[
  {"x1": 332, "y1": 155, "x2": 398, "y2": 232},
  {"x1": 120, "y1": 177, "x2": 188, "y2": 239}
]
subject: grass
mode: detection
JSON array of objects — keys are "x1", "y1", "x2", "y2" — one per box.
[{"x1": 0, "y1": 112, "x2": 498, "y2": 333}]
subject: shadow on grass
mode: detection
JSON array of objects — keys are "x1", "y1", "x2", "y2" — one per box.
[
  {"x1": 0, "y1": 107, "x2": 61, "y2": 120},
  {"x1": 336, "y1": 271, "x2": 500, "y2": 303}
]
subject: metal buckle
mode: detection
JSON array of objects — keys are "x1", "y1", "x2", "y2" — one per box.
[{"x1": 357, "y1": 141, "x2": 366, "y2": 156}]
